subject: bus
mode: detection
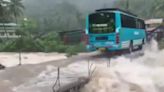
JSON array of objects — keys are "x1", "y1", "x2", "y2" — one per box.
[{"x1": 85, "y1": 8, "x2": 146, "y2": 52}]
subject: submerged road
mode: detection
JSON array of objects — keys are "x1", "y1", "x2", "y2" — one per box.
[
  {"x1": 0, "y1": 52, "x2": 100, "y2": 92},
  {"x1": 0, "y1": 50, "x2": 144, "y2": 92}
]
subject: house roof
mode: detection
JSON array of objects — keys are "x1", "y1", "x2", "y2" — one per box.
[{"x1": 145, "y1": 18, "x2": 164, "y2": 24}]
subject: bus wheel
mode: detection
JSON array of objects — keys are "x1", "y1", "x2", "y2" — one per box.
[
  {"x1": 138, "y1": 45, "x2": 143, "y2": 50},
  {"x1": 128, "y1": 41, "x2": 133, "y2": 53},
  {"x1": 138, "y1": 39, "x2": 144, "y2": 50}
]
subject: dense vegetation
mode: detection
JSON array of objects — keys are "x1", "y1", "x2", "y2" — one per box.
[
  {"x1": 0, "y1": 0, "x2": 87, "y2": 56},
  {"x1": 0, "y1": 0, "x2": 164, "y2": 56},
  {"x1": 115, "y1": 0, "x2": 164, "y2": 18}
]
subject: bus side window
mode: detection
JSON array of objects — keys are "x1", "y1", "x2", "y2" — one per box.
[
  {"x1": 136, "y1": 19, "x2": 141, "y2": 29},
  {"x1": 136, "y1": 19, "x2": 145, "y2": 29},
  {"x1": 141, "y1": 20, "x2": 146, "y2": 29},
  {"x1": 121, "y1": 14, "x2": 136, "y2": 28}
]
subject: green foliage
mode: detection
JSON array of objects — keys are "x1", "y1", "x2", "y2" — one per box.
[
  {"x1": 1, "y1": 1, "x2": 86, "y2": 55},
  {"x1": 20, "y1": 18, "x2": 39, "y2": 34},
  {"x1": 0, "y1": 29, "x2": 86, "y2": 55},
  {"x1": 114, "y1": 0, "x2": 164, "y2": 19},
  {"x1": 66, "y1": 43, "x2": 86, "y2": 57},
  {"x1": 23, "y1": 1, "x2": 85, "y2": 33},
  {"x1": 0, "y1": 0, "x2": 24, "y2": 22},
  {"x1": 8, "y1": 0, "x2": 24, "y2": 20},
  {"x1": 1, "y1": 0, "x2": 87, "y2": 55},
  {"x1": 0, "y1": 33, "x2": 43, "y2": 52},
  {"x1": 65, "y1": 46, "x2": 78, "y2": 57}
]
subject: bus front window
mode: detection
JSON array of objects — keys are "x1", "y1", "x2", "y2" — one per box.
[{"x1": 89, "y1": 12, "x2": 115, "y2": 34}]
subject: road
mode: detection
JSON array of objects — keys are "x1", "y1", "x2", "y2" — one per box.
[
  {"x1": 0, "y1": 52, "x2": 105, "y2": 92},
  {"x1": 0, "y1": 49, "x2": 157, "y2": 92}
]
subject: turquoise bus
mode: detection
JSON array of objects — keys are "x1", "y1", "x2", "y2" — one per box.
[{"x1": 85, "y1": 8, "x2": 146, "y2": 52}]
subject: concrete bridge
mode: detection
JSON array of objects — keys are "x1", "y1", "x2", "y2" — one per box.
[{"x1": 53, "y1": 77, "x2": 89, "y2": 92}]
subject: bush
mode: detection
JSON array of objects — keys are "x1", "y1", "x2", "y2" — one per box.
[
  {"x1": 0, "y1": 30, "x2": 86, "y2": 55},
  {"x1": 75, "y1": 43, "x2": 86, "y2": 52},
  {"x1": 65, "y1": 46, "x2": 78, "y2": 57},
  {"x1": 55, "y1": 44, "x2": 67, "y2": 53},
  {"x1": 65, "y1": 43, "x2": 86, "y2": 57}
]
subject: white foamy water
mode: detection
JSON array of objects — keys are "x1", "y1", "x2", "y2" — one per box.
[
  {"x1": 81, "y1": 40, "x2": 164, "y2": 92},
  {"x1": 12, "y1": 61, "x2": 90, "y2": 92},
  {"x1": 0, "y1": 52, "x2": 67, "y2": 67},
  {"x1": 13, "y1": 40, "x2": 164, "y2": 92}
]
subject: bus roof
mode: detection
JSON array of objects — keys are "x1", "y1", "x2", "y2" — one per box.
[{"x1": 96, "y1": 8, "x2": 137, "y2": 17}]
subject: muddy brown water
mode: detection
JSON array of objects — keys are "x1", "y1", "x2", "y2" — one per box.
[{"x1": 0, "y1": 53, "x2": 96, "y2": 92}]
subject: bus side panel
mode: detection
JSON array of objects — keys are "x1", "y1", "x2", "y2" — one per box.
[
  {"x1": 115, "y1": 12, "x2": 122, "y2": 31},
  {"x1": 117, "y1": 13, "x2": 146, "y2": 49},
  {"x1": 115, "y1": 12, "x2": 122, "y2": 50},
  {"x1": 85, "y1": 15, "x2": 89, "y2": 35},
  {"x1": 119, "y1": 28, "x2": 146, "y2": 49},
  {"x1": 85, "y1": 15, "x2": 94, "y2": 51}
]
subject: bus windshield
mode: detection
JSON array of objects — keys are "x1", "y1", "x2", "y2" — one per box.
[{"x1": 89, "y1": 12, "x2": 115, "y2": 34}]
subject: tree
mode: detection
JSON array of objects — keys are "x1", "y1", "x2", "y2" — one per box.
[
  {"x1": 8, "y1": 0, "x2": 24, "y2": 22},
  {"x1": 0, "y1": 0, "x2": 10, "y2": 39},
  {"x1": 0, "y1": 0, "x2": 5, "y2": 17},
  {"x1": 151, "y1": 0, "x2": 164, "y2": 18},
  {"x1": 8, "y1": 0, "x2": 24, "y2": 66},
  {"x1": 0, "y1": 0, "x2": 3, "y2": 16},
  {"x1": 114, "y1": 0, "x2": 164, "y2": 19}
]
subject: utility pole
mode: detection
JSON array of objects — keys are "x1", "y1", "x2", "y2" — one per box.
[
  {"x1": 18, "y1": 18, "x2": 27, "y2": 66},
  {"x1": 126, "y1": 0, "x2": 129, "y2": 11}
]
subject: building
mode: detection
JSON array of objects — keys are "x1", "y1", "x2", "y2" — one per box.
[
  {"x1": 145, "y1": 18, "x2": 164, "y2": 41},
  {"x1": 59, "y1": 29, "x2": 86, "y2": 44},
  {"x1": 145, "y1": 18, "x2": 164, "y2": 31},
  {"x1": 0, "y1": 23, "x2": 20, "y2": 39}
]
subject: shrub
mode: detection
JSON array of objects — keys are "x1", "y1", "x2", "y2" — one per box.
[{"x1": 65, "y1": 43, "x2": 86, "y2": 57}]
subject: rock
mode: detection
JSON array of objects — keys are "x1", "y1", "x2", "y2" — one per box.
[{"x1": 0, "y1": 64, "x2": 5, "y2": 70}]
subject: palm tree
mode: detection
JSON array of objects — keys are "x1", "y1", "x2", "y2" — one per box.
[
  {"x1": 0, "y1": 0, "x2": 3, "y2": 16},
  {"x1": 0, "y1": 0, "x2": 10, "y2": 39},
  {"x1": 8, "y1": 0, "x2": 24, "y2": 23},
  {"x1": 8, "y1": 0, "x2": 24, "y2": 66}
]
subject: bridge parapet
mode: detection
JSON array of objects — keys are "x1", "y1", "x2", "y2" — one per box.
[{"x1": 53, "y1": 77, "x2": 89, "y2": 92}]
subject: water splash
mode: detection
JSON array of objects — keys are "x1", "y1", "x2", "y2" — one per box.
[
  {"x1": 13, "y1": 40, "x2": 164, "y2": 92},
  {"x1": 81, "y1": 40, "x2": 164, "y2": 92}
]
